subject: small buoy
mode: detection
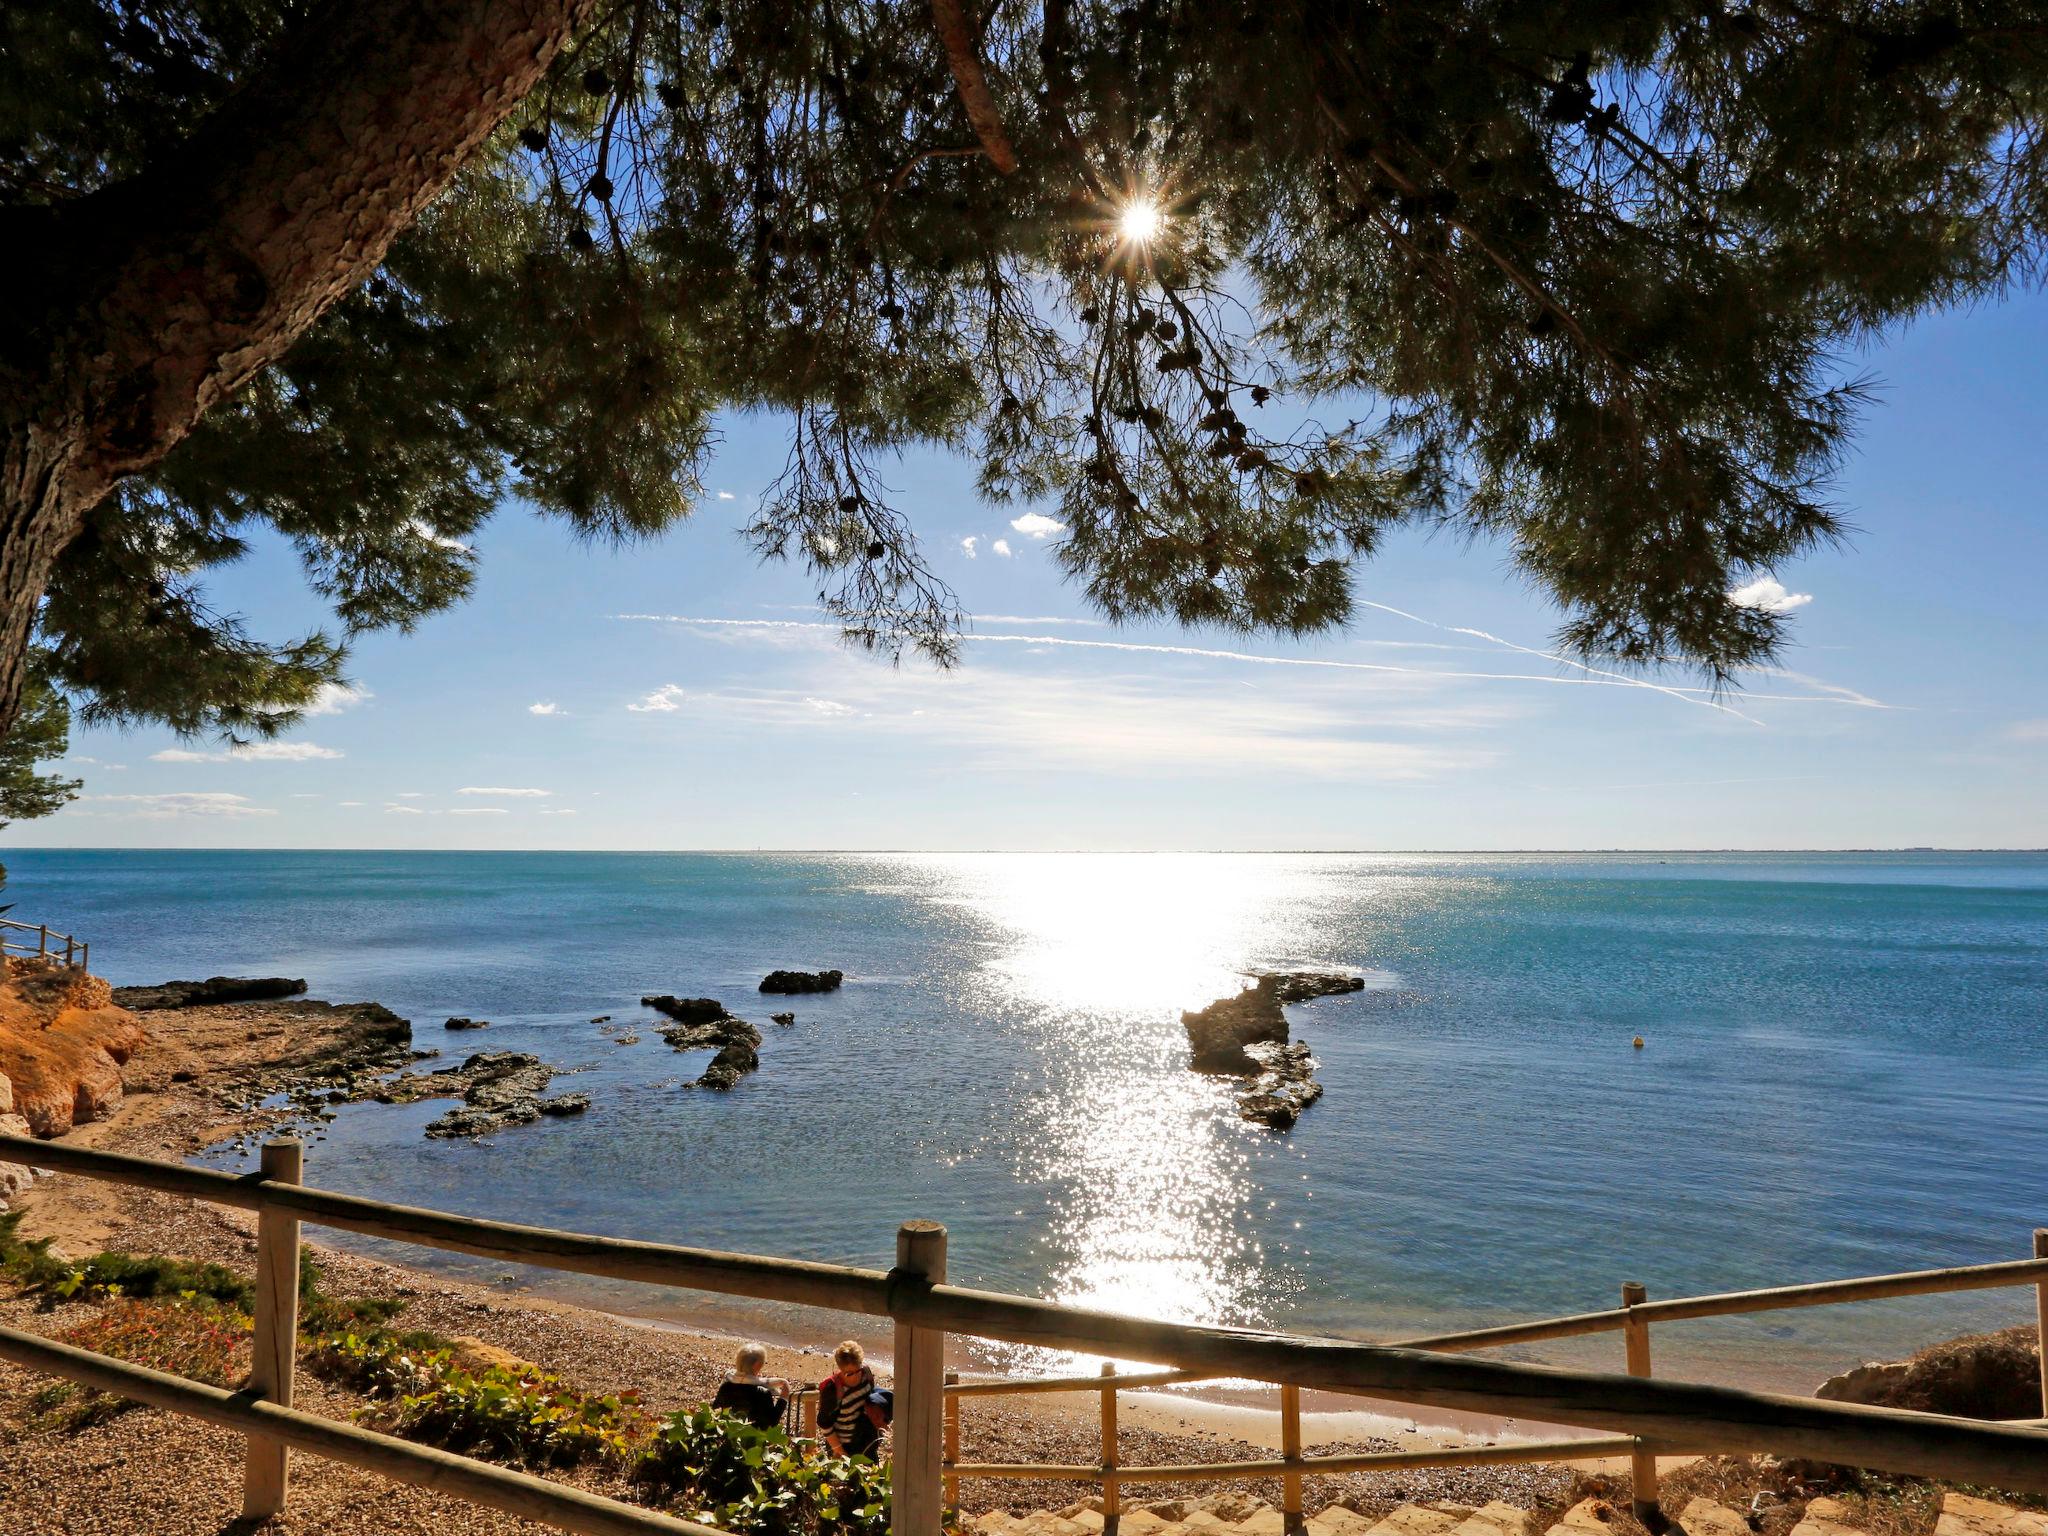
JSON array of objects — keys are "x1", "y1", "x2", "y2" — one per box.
[{"x1": 1632, "y1": 1036, "x2": 1645, "y2": 1049}]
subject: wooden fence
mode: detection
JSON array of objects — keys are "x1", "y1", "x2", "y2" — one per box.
[
  {"x1": 0, "y1": 915, "x2": 87, "y2": 970},
  {"x1": 3, "y1": 1132, "x2": 2048, "y2": 1536}
]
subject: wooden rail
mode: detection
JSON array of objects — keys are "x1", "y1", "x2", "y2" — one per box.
[
  {"x1": 3, "y1": 1131, "x2": 2048, "y2": 1536},
  {"x1": 0, "y1": 914, "x2": 87, "y2": 970}
]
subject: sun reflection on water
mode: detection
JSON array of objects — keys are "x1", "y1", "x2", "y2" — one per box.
[{"x1": 911, "y1": 854, "x2": 1359, "y2": 1369}]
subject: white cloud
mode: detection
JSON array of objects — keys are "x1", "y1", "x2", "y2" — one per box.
[
  {"x1": 288, "y1": 793, "x2": 320, "y2": 799},
  {"x1": 300, "y1": 682, "x2": 370, "y2": 716},
  {"x1": 992, "y1": 539, "x2": 1013, "y2": 558},
  {"x1": 84, "y1": 792, "x2": 275, "y2": 819},
  {"x1": 397, "y1": 791, "x2": 427, "y2": 799},
  {"x1": 448, "y1": 807, "x2": 510, "y2": 816},
  {"x1": 457, "y1": 786, "x2": 552, "y2": 797},
  {"x1": 151, "y1": 741, "x2": 344, "y2": 764},
  {"x1": 539, "y1": 807, "x2": 579, "y2": 816},
  {"x1": 1009, "y1": 513, "x2": 1066, "y2": 539},
  {"x1": 384, "y1": 804, "x2": 427, "y2": 815},
  {"x1": 960, "y1": 536, "x2": 979, "y2": 559},
  {"x1": 528, "y1": 701, "x2": 562, "y2": 716},
  {"x1": 62, "y1": 755, "x2": 128, "y2": 770},
  {"x1": 629, "y1": 684, "x2": 688, "y2": 712},
  {"x1": 805, "y1": 697, "x2": 855, "y2": 717},
  {"x1": 717, "y1": 490, "x2": 736, "y2": 501},
  {"x1": 2004, "y1": 719, "x2": 2048, "y2": 744},
  {"x1": 339, "y1": 800, "x2": 365, "y2": 807},
  {"x1": 1729, "y1": 577, "x2": 1813, "y2": 614}
]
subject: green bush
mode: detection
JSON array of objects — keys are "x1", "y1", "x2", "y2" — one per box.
[
  {"x1": 310, "y1": 1330, "x2": 650, "y2": 1466},
  {"x1": 633, "y1": 1405, "x2": 891, "y2": 1536},
  {"x1": 0, "y1": 1213, "x2": 255, "y2": 1308}
]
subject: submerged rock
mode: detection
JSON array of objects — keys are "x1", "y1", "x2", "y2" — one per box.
[
  {"x1": 113, "y1": 976, "x2": 308, "y2": 1010},
  {"x1": 769, "y1": 1011, "x2": 795, "y2": 1026},
  {"x1": 444, "y1": 1016, "x2": 489, "y2": 1031},
  {"x1": 759, "y1": 969, "x2": 843, "y2": 995}
]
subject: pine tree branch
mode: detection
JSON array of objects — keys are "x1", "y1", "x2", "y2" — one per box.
[{"x1": 929, "y1": 0, "x2": 1020, "y2": 173}]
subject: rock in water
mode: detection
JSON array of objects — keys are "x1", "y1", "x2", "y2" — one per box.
[
  {"x1": 1182, "y1": 969, "x2": 1363, "y2": 1129},
  {"x1": 770, "y1": 1011, "x2": 795, "y2": 1026},
  {"x1": 759, "y1": 969, "x2": 843, "y2": 994},
  {"x1": 640, "y1": 995, "x2": 730, "y2": 1025},
  {"x1": 444, "y1": 1016, "x2": 489, "y2": 1030},
  {"x1": 1258, "y1": 971, "x2": 1368, "y2": 1004},
  {"x1": 1237, "y1": 1040, "x2": 1323, "y2": 1128},
  {"x1": 695, "y1": 1041, "x2": 760, "y2": 1091},
  {"x1": 1181, "y1": 977, "x2": 1289, "y2": 1074},
  {"x1": 112, "y1": 976, "x2": 308, "y2": 1010}
]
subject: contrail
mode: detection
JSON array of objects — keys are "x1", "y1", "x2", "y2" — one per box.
[
  {"x1": 1355, "y1": 598, "x2": 1892, "y2": 712},
  {"x1": 614, "y1": 614, "x2": 1767, "y2": 720}
]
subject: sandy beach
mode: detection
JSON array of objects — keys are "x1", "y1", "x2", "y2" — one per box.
[{"x1": 0, "y1": 992, "x2": 1602, "y2": 1534}]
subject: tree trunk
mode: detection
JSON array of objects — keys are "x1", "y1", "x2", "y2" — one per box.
[{"x1": 0, "y1": 0, "x2": 598, "y2": 737}]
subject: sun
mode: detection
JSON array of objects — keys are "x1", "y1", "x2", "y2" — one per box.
[{"x1": 1118, "y1": 199, "x2": 1163, "y2": 244}]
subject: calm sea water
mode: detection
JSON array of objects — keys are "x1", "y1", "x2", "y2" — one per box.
[{"x1": 5, "y1": 848, "x2": 2045, "y2": 1389}]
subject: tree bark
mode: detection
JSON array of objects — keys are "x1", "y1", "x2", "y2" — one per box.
[{"x1": 0, "y1": 0, "x2": 598, "y2": 737}]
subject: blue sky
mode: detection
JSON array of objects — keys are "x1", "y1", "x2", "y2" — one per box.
[{"x1": 16, "y1": 291, "x2": 2048, "y2": 851}]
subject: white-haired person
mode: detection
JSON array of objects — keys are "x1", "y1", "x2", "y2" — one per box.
[{"x1": 711, "y1": 1341, "x2": 791, "y2": 1430}]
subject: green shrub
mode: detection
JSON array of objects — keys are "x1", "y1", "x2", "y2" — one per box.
[
  {"x1": 310, "y1": 1330, "x2": 650, "y2": 1466},
  {"x1": 0, "y1": 1210, "x2": 254, "y2": 1309},
  {"x1": 633, "y1": 1405, "x2": 892, "y2": 1536}
]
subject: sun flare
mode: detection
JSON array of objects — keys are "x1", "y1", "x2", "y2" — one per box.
[{"x1": 1118, "y1": 199, "x2": 1164, "y2": 244}]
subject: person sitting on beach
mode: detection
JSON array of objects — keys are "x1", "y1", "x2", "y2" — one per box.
[
  {"x1": 711, "y1": 1342, "x2": 791, "y2": 1430},
  {"x1": 815, "y1": 1339, "x2": 888, "y2": 1459}
]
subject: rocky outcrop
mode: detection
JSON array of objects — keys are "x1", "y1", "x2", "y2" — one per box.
[
  {"x1": 641, "y1": 995, "x2": 731, "y2": 1025},
  {"x1": 759, "y1": 969, "x2": 842, "y2": 994},
  {"x1": 444, "y1": 1016, "x2": 489, "y2": 1030},
  {"x1": 1259, "y1": 971, "x2": 1368, "y2": 1004},
  {"x1": 770, "y1": 1011, "x2": 795, "y2": 1026},
  {"x1": 0, "y1": 959, "x2": 148, "y2": 1136},
  {"x1": 112, "y1": 976, "x2": 308, "y2": 1010},
  {"x1": 644, "y1": 999, "x2": 764, "y2": 1090},
  {"x1": 1236, "y1": 1040, "x2": 1323, "y2": 1128},
  {"x1": 365, "y1": 1050, "x2": 587, "y2": 1138},
  {"x1": 1816, "y1": 1325, "x2": 2040, "y2": 1420},
  {"x1": 696, "y1": 1041, "x2": 760, "y2": 1091},
  {"x1": 1181, "y1": 970, "x2": 1362, "y2": 1130},
  {"x1": 0, "y1": 1071, "x2": 31, "y2": 1206},
  {"x1": 1182, "y1": 977, "x2": 1289, "y2": 1073}
]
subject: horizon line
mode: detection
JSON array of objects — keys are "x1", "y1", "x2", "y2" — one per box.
[{"x1": 6, "y1": 845, "x2": 2044, "y2": 856}]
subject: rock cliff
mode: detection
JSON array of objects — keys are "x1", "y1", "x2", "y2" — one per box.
[{"x1": 0, "y1": 958, "x2": 148, "y2": 1139}]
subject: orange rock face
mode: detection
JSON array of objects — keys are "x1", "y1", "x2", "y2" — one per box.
[{"x1": 0, "y1": 958, "x2": 147, "y2": 1137}]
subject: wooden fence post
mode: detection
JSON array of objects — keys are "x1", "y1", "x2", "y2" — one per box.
[
  {"x1": 1280, "y1": 1383, "x2": 1304, "y2": 1536},
  {"x1": 1621, "y1": 1281, "x2": 1662, "y2": 1530},
  {"x1": 803, "y1": 1388, "x2": 819, "y2": 1440},
  {"x1": 36, "y1": 924, "x2": 47, "y2": 957},
  {"x1": 243, "y1": 1140, "x2": 304, "y2": 1521},
  {"x1": 1101, "y1": 1361, "x2": 1121, "y2": 1535},
  {"x1": 893, "y1": 1221, "x2": 947, "y2": 1536},
  {"x1": 2034, "y1": 1231, "x2": 2048, "y2": 1418},
  {"x1": 944, "y1": 1371, "x2": 961, "y2": 1514}
]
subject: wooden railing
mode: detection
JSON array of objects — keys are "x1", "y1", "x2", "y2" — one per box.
[
  {"x1": 3, "y1": 1131, "x2": 2047, "y2": 1536},
  {"x1": 0, "y1": 915, "x2": 88, "y2": 970}
]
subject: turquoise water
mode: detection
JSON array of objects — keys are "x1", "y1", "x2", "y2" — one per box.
[{"x1": 5, "y1": 849, "x2": 2046, "y2": 1388}]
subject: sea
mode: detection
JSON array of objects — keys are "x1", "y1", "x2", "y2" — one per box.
[{"x1": 4, "y1": 848, "x2": 2045, "y2": 1393}]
